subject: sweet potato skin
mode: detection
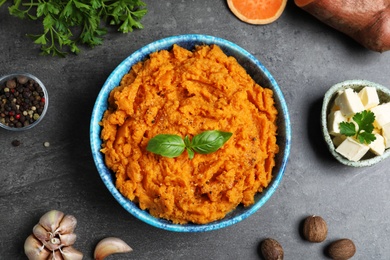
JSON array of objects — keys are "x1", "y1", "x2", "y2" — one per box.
[{"x1": 295, "y1": 0, "x2": 390, "y2": 52}]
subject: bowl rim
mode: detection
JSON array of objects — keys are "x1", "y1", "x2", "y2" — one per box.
[
  {"x1": 0, "y1": 72, "x2": 49, "y2": 131},
  {"x1": 321, "y1": 79, "x2": 390, "y2": 167},
  {"x1": 90, "y1": 34, "x2": 291, "y2": 232}
]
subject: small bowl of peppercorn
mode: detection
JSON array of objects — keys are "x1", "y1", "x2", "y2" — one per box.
[{"x1": 0, "y1": 73, "x2": 48, "y2": 131}]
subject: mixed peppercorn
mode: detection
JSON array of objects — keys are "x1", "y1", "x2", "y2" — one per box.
[{"x1": 0, "y1": 75, "x2": 46, "y2": 129}]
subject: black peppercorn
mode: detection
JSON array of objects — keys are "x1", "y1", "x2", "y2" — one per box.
[
  {"x1": 0, "y1": 75, "x2": 46, "y2": 129},
  {"x1": 11, "y1": 139, "x2": 21, "y2": 146},
  {"x1": 6, "y1": 79, "x2": 16, "y2": 89}
]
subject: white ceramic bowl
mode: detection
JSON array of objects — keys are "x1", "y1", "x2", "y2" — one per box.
[
  {"x1": 90, "y1": 34, "x2": 291, "y2": 232},
  {"x1": 0, "y1": 73, "x2": 48, "y2": 131},
  {"x1": 322, "y1": 79, "x2": 390, "y2": 167}
]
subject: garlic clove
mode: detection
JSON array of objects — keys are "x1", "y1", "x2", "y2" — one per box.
[
  {"x1": 39, "y1": 210, "x2": 65, "y2": 233},
  {"x1": 55, "y1": 214, "x2": 77, "y2": 234},
  {"x1": 94, "y1": 237, "x2": 132, "y2": 260},
  {"x1": 51, "y1": 250, "x2": 64, "y2": 260},
  {"x1": 59, "y1": 233, "x2": 77, "y2": 247},
  {"x1": 60, "y1": 246, "x2": 83, "y2": 260},
  {"x1": 24, "y1": 234, "x2": 51, "y2": 260},
  {"x1": 32, "y1": 224, "x2": 50, "y2": 242}
]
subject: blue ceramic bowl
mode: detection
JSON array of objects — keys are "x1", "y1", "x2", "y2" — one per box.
[{"x1": 90, "y1": 34, "x2": 291, "y2": 232}]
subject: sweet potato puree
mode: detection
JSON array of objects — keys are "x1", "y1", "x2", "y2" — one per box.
[{"x1": 100, "y1": 44, "x2": 279, "y2": 224}]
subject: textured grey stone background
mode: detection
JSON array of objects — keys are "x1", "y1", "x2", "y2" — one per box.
[{"x1": 1, "y1": 1, "x2": 390, "y2": 259}]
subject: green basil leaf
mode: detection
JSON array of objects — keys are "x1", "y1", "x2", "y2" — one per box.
[
  {"x1": 184, "y1": 135, "x2": 191, "y2": 148},
  {"x1": 190, "y1": 130, "x2": 232, "y2": 154},
  {"x1": 146, "y1": 134, "x2": 185, "y2": 158},
  {"x1": 186, "y1": 147, "x2": 195, "y2": 160}
]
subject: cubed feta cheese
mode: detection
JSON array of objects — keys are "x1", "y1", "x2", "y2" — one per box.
[
  {"x1": 373, "y1": 127, "x2": 381, "y2": 134},
  {"x1": 335, "y1": 137, "x2": 369, "y2": 161},
  {"x1": 370, "y1": 102, "x2": 390, "y2": 129},
  {"x1": 328, "y1": 110, "x2": 348, "y2": 136},
  {"x1": 335, "y1": 88, "x2": 365, "y2": 117},
  {"x1": 368, "y1": 133, "x2": 385, "y2": 155},
  {"x1": 330, "y1": 104, "x2": 340, "y2": 113},
  {"x1": 358, "y1": 87, "x2": 380, "y2": 109},
  {"x1": 382, "y1": 122, "x2": 390, "y2": 148},
  {"x1": 332, "y1": 135, "x2": 346, "y2": 147}
]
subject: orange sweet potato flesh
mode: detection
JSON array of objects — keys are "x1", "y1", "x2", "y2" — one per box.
[{"x1": 295, "y1": 0, "x2": 390, "y2": 52}]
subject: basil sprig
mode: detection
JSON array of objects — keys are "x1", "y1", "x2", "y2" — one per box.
[{"x1": 147, "y1": 130, "x2": 233, "y2": 159}]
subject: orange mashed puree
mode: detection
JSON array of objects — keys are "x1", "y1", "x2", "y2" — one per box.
[{"x1": 100, "y1": 44, "x2": 279, "y2": 224}]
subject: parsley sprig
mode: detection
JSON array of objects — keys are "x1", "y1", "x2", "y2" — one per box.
[
  {"x1": 147, "y1": 130, "x2": 233, "y2": 159},
  {"x1": 339, "y1": 110, "x2": 376, "y2": 144},
  {"x1": 1, "y1": 0, "x2": 147, "y2": 57}
]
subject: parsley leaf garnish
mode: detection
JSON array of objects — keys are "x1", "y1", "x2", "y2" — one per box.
[
  {"x1": 339, "y1": 110, "x2": 376, "y2": 144},
  {"x1": 1, "y1": 0, "x2": 147, "y2": 57}
]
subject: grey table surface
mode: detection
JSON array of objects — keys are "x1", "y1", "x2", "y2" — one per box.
[{"x1": 1, "y1": 1, "x2": 390, "y2": 259}]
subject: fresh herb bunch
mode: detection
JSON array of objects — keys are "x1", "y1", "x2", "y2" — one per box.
[
  {"x1": 0, "y1": 0, "x2": 147, "y2": 57},
  {"x1": 339, "y1": 110, "x2": 376, "y2": 144},
  {"x1": 147, "y1": 130, "x2": 233, "y2": 159}
]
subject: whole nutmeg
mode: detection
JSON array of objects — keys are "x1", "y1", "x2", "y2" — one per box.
[
  {"x1": 260, "y1": 238, "x2": 284, "y2": 260},
  {"x1": 302, "y1": 215, "x2": 328, "y2": 242},
  {"x1": 327, "y1": 238, "x2": 356, "y2": 260}
]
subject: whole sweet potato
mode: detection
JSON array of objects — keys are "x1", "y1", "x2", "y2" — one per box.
[{"x1": 295, "y1": 0, "x2": 390, "y2": 52}]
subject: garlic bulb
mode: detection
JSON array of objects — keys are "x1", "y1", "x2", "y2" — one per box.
[
  {"x1": 60, "y1": 246, "x2": 84, "y2": 260},
  {"x1": 24, "y1": 210, "x2": 83, "y2": 260},
  {"x1": 56, "y1": 215, "x2": 77, "y2": 234},
  {"x1": 24, "y1": 235, "x2": 51, "y2": 260}
]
